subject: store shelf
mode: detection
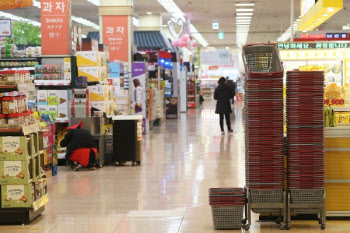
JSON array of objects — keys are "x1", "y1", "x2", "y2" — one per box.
[
  {"x1": 0, "y1": 67, "x2": 35, "y2": 71},
  {"x1": 0, "y1": 58, "x2": 38, "y2": 61},
  {"x1": 333, "y1": 107, "x2": 350, "y2": 112},
  {"x1": 16, "y1": 83, "x2": 35, "y2": 92},
  {"x1": 34, "y1": 80, "x2": 71, "y2": 86},
  {"x1": 0, "y1": 83, "x2": 35, "y2": 92},
  {"x1": 0, "y1": 91, "x2": 26, "y2": 97},
  {"x1": 325, "y1": 126, "x2": 350, "y2": 138},
  {"x1": 55, "y1": 118, "x2": 69, "y2": 123},
  {"x1": 327, "y1": 211, "x2": 350, "y2": 217},
  {"x1": 32, "y1": 194, "x2": 48, "y2": 212}
]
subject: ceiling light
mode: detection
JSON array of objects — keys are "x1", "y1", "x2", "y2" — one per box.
[
  {"x1": 163, "y1": 25, "x2": 167, "y2": 27},
  {"x1": 147, "y1": 12, "x2": 152, "y2": 15},
  {"x1": 0, "y1": 11, "x2": 41, "y2": 27},
  {"x1": 235, "y1": 3, "x2": 255, "y2": 7},
  {"x1": 317, "y1": 18, "x2": 323, "y2": 20},
  {"x1": 236, "y1": 20, "x2": 251, "y2": 22},
  {"x1": 226, "y1": 47, "x2": 230, "y2": 49},
  {"x1": 236, "y1": 22, "x2": 250, "y2": 25},
  {"x1": 236, "y1": 8, "x2": 254, "y2": 12},
  {"x1": 302, "y1": 30, "x2": 307, "y2": 32},
  {"x1": 327, "y1": 7, "x2": 334, "y2": 12},
  {"x1": 236, "y1": 16, "x2": 251, "y2": 19},
  {"x1": 86, "y1": 0, "x2": 99, "y2": 5},
  {"x1": 236, "y1": 13, "x2": 253, "y2": 16},
  {"x1": 322, "y1": 13, "x2": 328, "y2": 17}
]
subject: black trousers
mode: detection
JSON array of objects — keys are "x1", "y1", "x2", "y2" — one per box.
[{"x1": 219, "y1": 113, "x2": 231, "y2": 131}]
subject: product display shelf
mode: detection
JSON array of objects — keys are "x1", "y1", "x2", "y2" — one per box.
[
  {"x1": 0, "y1": 85, "x2": 47, "y2": 224},
  {"x1": 0, "y1": 67, "x2": 35, "y2": 71},
  {"x1": 324, "y1": 127, "x2": 350, "y2": 217},
  {"x1": 34, "y1": 80, "x2": 71, "y2": 86}
]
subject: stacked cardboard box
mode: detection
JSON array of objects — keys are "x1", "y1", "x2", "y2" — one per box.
[{"x1": 0, "y1": 134, "x2": 46, "y2": 208}]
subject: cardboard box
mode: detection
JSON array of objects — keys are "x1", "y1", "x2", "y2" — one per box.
[
  {"x1": 58, "y1": 105, "x2": 68, "y2": 119},
  {"x1": 0, "y1": 136, "x2": 31, "y2": 161},
  {"x1": 47, "y1": 90, "x2": 58, "y2": 106},
  {"x1": 38, "y1": 106, "x2": 47, "y2": 117},
  {"x1": 1, "y1": 184, "x2": 35, "y2": 208},
  {"x1": 47, "y1": 106, "x2": 58, "y2": 119},
  {"x1": 57, "y1": 90, "x2": 68, "y2": 106},
  {"x1": 0, "y1": 160, "x2": 33, "y2": 185},
  {"x1": 77, "y1": 51, "x2": 99, "y2": 67},
  {"x1": 37, "y1": 90, "x2": 48, "y2": 106}
]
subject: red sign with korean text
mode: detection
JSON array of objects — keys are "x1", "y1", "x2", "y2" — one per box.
[
  {"x1": 102, "y1": 16, "x2": 129, "y2": 63},
  {"x1": 41, "y1": 0, "x2": 71, "y2": 55}
]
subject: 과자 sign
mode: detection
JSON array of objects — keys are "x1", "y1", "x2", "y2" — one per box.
[
  {"x1": 102, "y1": 16, "x2": 129, "y2": 63},
  {"x1": 41, "y1": 0, "x2": 71, "y2": 55}
]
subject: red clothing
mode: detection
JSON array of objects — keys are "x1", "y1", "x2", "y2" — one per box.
[{"x1": 69, "y1": 148, "x2": 97, "y2": 167}]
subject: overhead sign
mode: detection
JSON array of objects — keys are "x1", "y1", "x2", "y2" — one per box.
[
  {"x1": 277, "y1": 42, "x2": 350, "y2": 50},
  {"x1": 102, "y1": 16, "x2": 129, "y2": 63},
  {"x1": 212, "y1": 22, "x2": 219, "y2": 30},
  {"x1": 298, "y1": 0, "x2": 343, "y2": 32},
  {"x1": 295, "y1": 33, "x2": 350, "y2": 41},
  {"x1": 200, "y1": 50, "x2": 232, "y2": 66},
  {"x1": 326, "y1": 33, "x2": 348, "y2": 39},
  {"x1": 0, "y1": 20, "x2": 11, "y2": 37},
  {"x1": 41, "y1": 0, "x2": 71, "y2": 55},
  {"x1": 0, "y1": 0, "x2": 33, "y2": 10},
  {"x1": 218, "y1": 32, "x2": 224, "y2": 40}
]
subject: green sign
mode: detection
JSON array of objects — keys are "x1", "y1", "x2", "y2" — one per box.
[
  {"x1": 218, "y1": 32, "x2": 224, "y2": 40},
  {"x1": 277, "y1": 42, "x2": 350, "y2": 50}
]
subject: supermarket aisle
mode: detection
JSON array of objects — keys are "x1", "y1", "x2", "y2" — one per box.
[{"x1": 0, "y1": 100, "x2": 347, "y2": 233}]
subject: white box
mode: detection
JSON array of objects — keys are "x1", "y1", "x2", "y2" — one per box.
[
  {"x1": 57, "y1": 90, "x2": 68, "y2": 106},
  {"x1": 37, "y1": 90, "x2": 48, "y2": 106},
  {"x1": 47, "y1": 90, "x2": 57, "y2": 106},
  {"x1": 38, "y1": 105, "x2": 47, "y2": 115},
  {"x1": 58, "y1": 105, "x2": 68, "y2": 118},
  {"x1": 90, "y1": 66, "x2": 99, "y2": 80}
]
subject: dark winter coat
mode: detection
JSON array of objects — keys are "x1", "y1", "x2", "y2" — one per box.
[
  {"x1": 214, "y1": 84, "x2": 233, "y2": 114},
  {"x1": 227, "y1": 80, "x2": 236, "y2": 97},
  {"x1": 60, "y1": 129, "x2": 95, "y2": 159}
]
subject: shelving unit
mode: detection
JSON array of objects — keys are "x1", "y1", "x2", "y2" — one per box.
[
  {"x1": 187, "y1": 76, "x2": 196, "y2": 108},
  {"x1": 0, "y1": 84, "x2": 48, "y2": 224},
  {"x1": 324, "y1": 127, "x2": 350, "y2": 217}
]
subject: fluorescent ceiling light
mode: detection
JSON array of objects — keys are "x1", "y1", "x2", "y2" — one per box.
[
  {"x1": 0, "y1": 11, "x2": 41, "y2": 26},
  {"x1": 236, "y1": 8, "x2": 254, "y2": 12},
  {"x1": 163, "y1": 25, "x2": 167, "y2": 27},
  {"x1": 226, "y1": 47, "x2": 230, "y2": 49},
  {"x1": 236, "y1": 16, "x2": 251, "y2": 19},
  {"x1": 322, "y1": 13, "x2": 328, "y2": 17},
  {"x1": 158, "y1": 0, "x2": 208, "y2": 47},
  {"x1": 236, "y1": 13, "x2": 253, "y2": 16},
  {"x1": 147, "y1": 12, "x2": 152, "y2": 15},
  {"x1": 236, "y1": 20, "x2": 251, "y2": 22},
  {"x1": 276, "y1": 19, "x2": 299, "y2": 42},
  {"x1": 236, "y1": 23, "x2": 250, "y2": 25},
  {"x1": 235, "y1": 3, "x2": 255, "y2": 7}
]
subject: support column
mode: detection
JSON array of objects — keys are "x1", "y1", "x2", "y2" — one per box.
[
  {"x1": 99, "y1": 0, "x2": 134, "y2": 71},
  {"x1": 138, "y1": 14, "x2": 162, "y2": 31}
]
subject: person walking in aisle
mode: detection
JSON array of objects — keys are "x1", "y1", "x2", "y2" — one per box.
[
  {"x1": 214, "y1": 77, "x2": 234, "y2": 135},
  {"x1": 226, "y1": 78, "x2": 236, "y2": 105}
]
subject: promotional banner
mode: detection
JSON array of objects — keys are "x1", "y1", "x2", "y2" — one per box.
[
  {"x1": 200, "y1": 50, "x2": 232, "y2": 66},
  {"x1": 41, "y1": 0, "x2": 71, "y2": 55},
  {"x1": 132, "y1": 63, "x2": 147, "y2": 134},
  {"x1": 0, "y1": 20, "x2": 11, "y2": 37},
  {"x1": 0, "y1": 0, "x2": 33, "y2": 10},
  {"x1": 102, "y1": 16, "x2": 129, "y2": 63}
]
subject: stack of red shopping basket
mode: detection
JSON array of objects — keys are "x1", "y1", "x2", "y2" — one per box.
[
  {"x1": 286, "y1": 71, "x2": 324, "y2": 189},
  {"x1": 243, "y1": 44, "x2": 284, "y2": 190},
  {"x1": 209, "y1": 188, "x2": 246, "y2": 229}
]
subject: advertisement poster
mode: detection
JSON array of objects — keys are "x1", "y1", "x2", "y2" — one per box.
[
  {"x1": 41, "y1": 0, "x2": 71, "y2": 55},
  {"x1": 102, "y1": 16, "x2": 128, "y2": 63},
  {"x1": 0, "y1": 0, "x2": 33, "y2": 10},
  {"x1": 165, "y1": 97, "x2": 178, "y2": 119},
  {"x1": 200, "y1": 50, "x2": 231, "y2": 66},
  {"x1": 132, "y1": 63, "x2": 146, "y2": 134}
]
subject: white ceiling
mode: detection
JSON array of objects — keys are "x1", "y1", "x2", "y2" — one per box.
[{"x1": 2, "y1": 0, "x2": 350, "y2": 48}]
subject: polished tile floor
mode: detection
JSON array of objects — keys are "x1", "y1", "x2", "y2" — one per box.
[{"x1": 0, "y1": 100, "x2": 348, "y2": 232}]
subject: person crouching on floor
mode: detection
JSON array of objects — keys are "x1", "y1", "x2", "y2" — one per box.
[{"x1": 60, "y1": 122, "x2": 98, "y2": 171}]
